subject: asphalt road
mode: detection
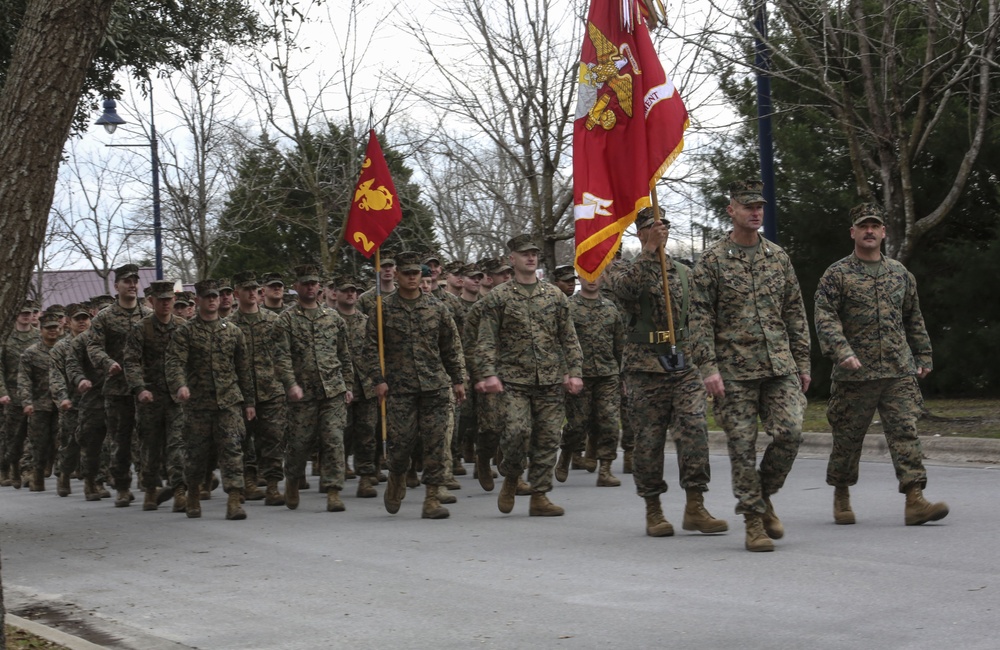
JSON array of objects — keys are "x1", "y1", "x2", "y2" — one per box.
[{"x1": 3, "y1": 454, "x2": 999, "y2": 650}]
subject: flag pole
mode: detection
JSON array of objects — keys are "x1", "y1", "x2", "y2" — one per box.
[
  {"x1": 375, "y1": 246, "x2": 388, "y2": 456},
  {"x1": 652, "y1": 191, "x2": 685, "y2": 371}
]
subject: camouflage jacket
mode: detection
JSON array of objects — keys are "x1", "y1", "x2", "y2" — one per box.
[
  {"x1": 338, "y1": 310, "x2": 375, "y2": 401},
  {"x1": 361, "y1": 292, "x2": 465, "y2": 394},
  {"x1": 124, "y1": 314, "x2": 187, "y2": 397},
  {"x1": 272, "y1": 304, "x2": 354, "y2": 401},
  {"x1": 600, "y1": 256, "x2": 631, "y2": 328},
  {"x1": 814, "y1": 254, "x2": 932, "y2": 381},
  {"x1": 87, "y1": 301, "x2": 152, "y2": 396},
  {"x1": 432, "y1": 286, "x2": 466, "y2": 334},
  {"x1": 463, "y1": 299, "x2": 487, "y2": 383},
  {"x1": 476, "y1": 280, "x2": 583, "y2": 386},
  {"x1": 690, "y1": 235, "x2": 811, "y2": 381},
  {"x1": 165, "y1": 317, "x2": 254, "y2": 410},
  {"x1": 227, "y1": 309, "x2": 286, "y2": 403},
  {"x1": 49, "y1": 334, "x2": 78, "y2": 407},
  {"x1": 64, "y1": 330, "x2": 106, "y2": 411},
  {"x1": 0, "y1": 329, "x2": 38, "y2": 404},
  {"x1": 18, "y1": 341, "x2": 57, "y2": 411},
  {"x1": 569, "y1": 293, "x2": 625, "y2": 377},
  {"x1": 612, "y1": 251, "x2": 695, "y2": 375},
  {"x1": 357, "y1": 286, "x2": 396, "y2": 318}
]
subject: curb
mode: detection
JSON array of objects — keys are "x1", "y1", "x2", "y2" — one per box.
[
  {"x1": 707, "y1": 430, "x2": 1000, "y2": 465},
  {"x1": 6, "y1": 613, "x2": 107, "y2": 650}
]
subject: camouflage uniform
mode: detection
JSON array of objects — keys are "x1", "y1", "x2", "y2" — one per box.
[
  {"x1": 453, "y1": 290, "x2": 480, "y2": 464},
  {"x1": 1, "y1": 326, "x2": 38, "y2": 481},
  {"x1": 476, "y1": 268, "x2": 583, "y2": 494},
  {"x1": 690, "y1": 232, "x2": 811, "y2": 515},
  {"x1": 88, "y1": 298, "x2": 152, "y2": 491},
  {"x1": 614, "y1": 249, "x2": 714, "y2": 498},
  {"x1": 360, "y1": 287, "x2": 465, "y2": 487},
  {"x1": 64, "y1": 330, "x2": 108, "y2": 487},
  {"x1": 18, "y1": 337, "x2": 59, "y2": 477},
  {"x1": 815, "y1": 253, "x2": 933, "y2": 493},
  {"x1": 432, "y1": 283, "x2": 467, "y2": 475},
  {"x1": 165, "y1": 311, "x2": 253, "y2": 495},
  {"x1": 123, "y1": 310, "x2": 188, "y2": 493},
  {"x1": 357, "y1": 286, "x2": 396, "y2": 318},
  {"x1": 463, "y1": 299, "x2": 503, "y2": 461},
  {"x1": 48, "y1": 331, "x2": 81, "y2": 480},
  {"x1": 272, "y1": 298, "x2": 354, "y2": 493},
  {"x1": 338, "y1": 308, "x2": 377, "y2": 477},
  {"x1": 563, "y1": 292, "x2": 625, "y2": 460}
]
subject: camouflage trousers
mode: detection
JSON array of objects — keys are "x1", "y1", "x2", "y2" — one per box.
[
  {"x1": 105, "y1": 395, "x2": 139, "y2": 490},
  {"x1": 2, "y1": 403, "x2": 28, "y2": 472},
  {"x1": 475, "y1": 392, "x2": 503, "y2": 460},
  {"x1": 245, "y1": 398, "x2": 287, "y2": 482},
  {"x1": 286, "y1": 397, "x2": 346, "y2": 491},
  {"x1": 625, "y1": 370, "x2": 712, "y2": 499},
  {"x1": 498, "y1": 383, "x2": 564, "y2": 494},
  {"x1": 714, "y1": 374, "x2": 804, "y2": 515},
  {"x1": 443, "y1": 392, "x2": 456, "y2": 480},
  {"x1": 27, "y1": 410, "x2": 58, "y2": 473},
  {"x1": 75, "y1": 405, "x2": 107, "y2": 482},
  {"x1": 456, "y1": 392, "x2": 477, "y2": 457},
  {"x1": 826, "y1": 377, "x2": 927, "y2": 494},
  {"x1": 384, "y1": 389, "x2": 450, "y2": 486},
  {"x1": 563, "y1": 375, "x2": 620, "y2": 460},
  {"x1": 345, "y1": 397, "x2": 377, "y2": 476},
  {"x1": 619, "y1": 386, "x2": 636, "y2": 452},
  {"x1": 184, "y1": 406, "x2": 245, "y2": 493},
  {"x1": 56, "y1": 408, "x2": 80, "y2": 477},
  {"x1": 136, "y1": 397, "x2": 186, "y2": 491}
]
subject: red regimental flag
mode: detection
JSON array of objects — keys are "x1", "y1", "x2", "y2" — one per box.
[
  {"x1": 345, "y1": 130, "x2": 403, "y2": 258},
  {"x1": 573, "y1": 0, "x2": 689, "y2": 281}
]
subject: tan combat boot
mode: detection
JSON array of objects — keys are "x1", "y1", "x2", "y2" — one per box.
[
  {"x1": 326, "y1": 488, "x2": 345, "y2": 512},
  {"x1": 554, "y1": 449, "x2": 572, "y2": 483},
  {"x1": 622, "y1": 449, "x2": 634, "y2": 474},
  {"x1": 284, "y1": 474, "x2": 300, "y2": 510},
  {"x1": 30, "y1": 468, "x2": 45, "y2": 492},
  {"x1": 583, "y1": 437, "x2": 598, "y2": 472},
  {"x1": 476, "y1": 455, "x2": 495, "y2": 492},
  {"x1": 529, "y1": 492, "x2": 565, "y2": 517},
  {"x1": 744, "y1": 513, "x2": 775, "y2": 552},
  {"x1": 172, "y1": 485, "x2": 187, "y2": 513},
  {"x1": 761, "y1": 496, "x2": 784, "y2": 539},
  {"x1": 596, "y1": 460, "x2": 621, "y2": 487},
  {"x1": 10, "y1": 465, "x2": 21, "y2": 490},
  {"x1": 244, "y1": 479, "x2": 264, "y2": 501},
  {"x1": 645, "y1": 496, "x2": 674, "y2": 537},
  {"x1": 515, "y1": 476, "x2": 532, "y2": 496},
  {"x1": 452, "y1": 457, "x2": 467, "y2": 476},
  {"x1": 833, "y1": 486, "x2": 855, "y2": 524},
  {"x1": 406, "y1": 467, "x2": 422, "y2": 488},
  {"x1": 437, "y1": 485, "x2": 457, "y2": 504},
  {"x1": 497, "y1": 475, "x2": 518, "y2": 513},
  {"x1": 226, "y1": 490, "x2": 247, "y2": 520},
  {"x1": 96, "y1": 480, "x2": 111, "y2": 498},
  {"x1": 84, "y1": 477, "x2": 101, "y2": 501},
  {"x1": 186, "y1": 484, "x2": 202, "y2": 518},
  {"x1": 114, "y1": 486, "x2": 133, "y2": 507},
  {"x1": 384, "y1": 472, "x2": 405, "y2": 514},
  {"x1": 356, "y1": 475, "x2": 377, "y2": 499},
  {"x1": 57, "y1": 473, "x2": 71, "y2": 497},
  {"x1": 422, "y1": 485, "x2": 450, "y2": 519},
  {"x1": 156, "y1": 485, "x2": 175, "y2": 506},
  {"x1": 682, "y1": 489, "x2": 729, "y2": 533},
  {"x1": 463, "y1": 439, "x2": 476, "y2": 464},
  {"x1": 143, "y1": 489, "x2": 158, "y2": 511},
  {"x1": 904, "y1": 485, "x2": 949, "y2": 525},
  {"x1": 264, "y1": 480, "x2": 285, "y2": 506}
]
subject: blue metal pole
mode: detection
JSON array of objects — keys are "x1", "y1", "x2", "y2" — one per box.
[
  {"x1": 150, "y1": 89, "x2": 163, "y2": 280},
  {"x1": 754, "y1": 1, "x2": 778, "y2": 243}
]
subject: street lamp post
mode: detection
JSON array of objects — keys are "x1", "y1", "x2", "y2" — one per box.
[{"x1": 95, "y1": 91, "x2": 163, "y2": 280}]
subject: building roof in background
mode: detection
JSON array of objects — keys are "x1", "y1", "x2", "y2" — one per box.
[{"x1": 32, "y1": 267, "x2": 188, "y2": 309}]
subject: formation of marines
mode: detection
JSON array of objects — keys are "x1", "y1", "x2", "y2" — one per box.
[{"x1": 0, "y1": 179, "x2": 949, "y2": 550}]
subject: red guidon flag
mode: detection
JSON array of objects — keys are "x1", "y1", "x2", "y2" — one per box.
[
  {"x1": 573, "y1": 0, "x2": 689, "y2": 280},
  {"x1": 345, "y1": 130, "x2": 403, "y2": 258}
]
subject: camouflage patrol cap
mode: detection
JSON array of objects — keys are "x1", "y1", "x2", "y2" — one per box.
[
  {"x1": 217, "y1": 277, "x2": 233, "y2": 292},
  {"x1": 635, "y1": 206, "x2": 670, "y2": 230},
  {"x1": 231, "y1": 271, "x2": 260, "y2": 289},
  {"x1": 173, "y1": 292, "x2": 189, "y2": 306},
  {"x1": 20, "y1": 299, "x2": 39, "y2": 313},
  {"x1": 45, "y1": 304, "x2": 66, "y2": 317},
  {"x1": 143, "y1": 286, "x2": 154, "y2": 297},
  {"x1": 553, "y1": 265, "x2": 577, "y2": 282},
  {"x1": 39, "y1": 312, "x2": 61, "y2": 328},
  {"x1": 114, "y1": 263, "x2": 141, "y2": 281},
  {"x1": 67, "y1": 303, "x2": 90, "y2": 318},
  {"x1": 850, "y1": 202, "x2": 885, "y2": 226},
  {"x1": 422, "y1": 252, "x2": 442, "y2": 265},
  {"x1": 260, "y1": 272, "x2": 285, "y2": 287},
  {"x1": 395, "y1": 251, "x2": 423, "y2": 273},
  {"x1": 380, "y1": 257, "x2": 396, "y2": 268},
  {"x1": 461, "y1": 263, "x2": 484, "y2": 278},
  {"x1": 148, "y1": 280, "x2": 175, "y2": 299},
  {"x1": 443, "y1": 260, "x2": 465, "y2": 276},
  {"x1": 90, "y1": 294, "x2": 114, "y2": 307},
  {"x1": 293, "y1": 264, "x2": 323, "y2": 283},
  {"x1": 507, "y1": 234, "x2": 541, "y2": 253},
  {"x1": 194, "y1": 279, "x2": 221, "y2": 297},
  {"x1": 728, "y1": 179, "x2": 767, "y2": 205},
  {"x1": 334, "y1": 276, "x2": 361, "y2": 291}
]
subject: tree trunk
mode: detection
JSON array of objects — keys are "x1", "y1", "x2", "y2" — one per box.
[{"x1": 0, "y1": 0, "x2": 116, "y2": 336}]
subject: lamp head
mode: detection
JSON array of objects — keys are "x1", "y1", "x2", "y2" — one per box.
[{"x1": 95, "y1": 98, "x2": 126, "y2": 134}]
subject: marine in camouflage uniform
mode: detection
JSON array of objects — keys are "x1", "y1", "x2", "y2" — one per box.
[
  {"x1": 87, "y1": 263, "x2": 152, "y2": 506},
  {"x1": 64, "y1": 328, "x2": 110, "y2": 499},
  {"x1": 48, "y1": 303, "x2": 92, "y2": 496},
  {"x1": 260, "y1": 272, "x2": 286, "y2": 314},
  {"x1": 228, "y1": 270, "x2": 289, "y2": 506},
  {"x1": 476, "y1": 235, "x2": 584, "y2": 517},
  {"x1": 601, "y1": 252, "x2": 637, "y2": 473},
  {"x1": 0, "y1": 301, "x2": 39, "y2": 488},
  {"x1": 123, "y1": 281, "x2": 188, "y2": 511},
  {"x1": 557, "y1": 272, "x2": 626, "y2": 487},
  {"x1": 690, "y1": 180, "x2": 811, "y2": 552},
  {"x1": 18, "y1": 312, "x2": 63, "y2": 490},
  {"x1": 428, "y1": 255, "x2": 467, "y2": 487},
  {"x1": 814, "y1": 203, "x2": 948, "y2": 526},
  {"x1": 453, "y1": 262, "x2": 483, "y2": 474},
  {"x1": 357, "y1": 257, "x2": 397, "y2": 317},
  {"x1": 166, "y1": 279, "x2": 254, "y2": 520},
  {"x1": 272, "y1": 264, "x2": 354, "y2": 513},
  {"x1": 361, "y1": 251, "x2": 465, "y2": 519}
]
